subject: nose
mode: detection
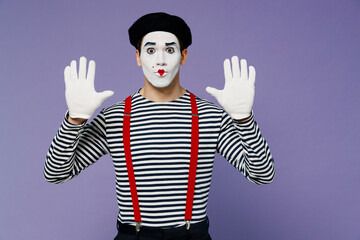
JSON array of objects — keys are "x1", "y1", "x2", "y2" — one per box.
[{"x1": 156, "y1": 51, "x2": 166, "y2": 66}]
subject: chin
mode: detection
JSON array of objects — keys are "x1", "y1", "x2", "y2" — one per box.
[
  {"x1": 152, "y1": 84, "x2": 171, "y2": 89},
  {"x1": 149, "y1": 79, "x2": 173, "y2": 88}
]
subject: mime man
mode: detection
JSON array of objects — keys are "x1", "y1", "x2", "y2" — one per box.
[{"x1": 44, "y1": 12, "x2": 275, "y2": 240}]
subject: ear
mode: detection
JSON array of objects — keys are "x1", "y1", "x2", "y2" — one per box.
[
  {"x1": 136, "y1": 50, "x2": 142, "y2": 66},
  {"x1": 180, "y1": 49, "x2": 188, "y2": 65}
]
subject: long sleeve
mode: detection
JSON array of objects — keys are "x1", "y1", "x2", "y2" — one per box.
[
  {"x1": 44, "y1": 110, "x2": 109, "y2": 184},
  {"x1": 216, "y1": 111, "x2": 275, "y2": 184}
]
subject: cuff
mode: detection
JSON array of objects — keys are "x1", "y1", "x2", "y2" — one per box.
[
  {"x1": 63, "y1": 110, "x2": 88, "y2": 129},
  {"x1": 232, "y1": 110, "x2": 255, "y2": 127}
]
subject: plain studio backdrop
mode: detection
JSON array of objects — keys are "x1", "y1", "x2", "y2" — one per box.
[{"x1": 0, "y1": 0, "x2": 359, "y2": 239}]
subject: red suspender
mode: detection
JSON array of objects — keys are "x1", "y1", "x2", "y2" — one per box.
[
  {"x1": 123, "y1": 92, "x2": 199, "y2": 230},
  {"x1": 123, "y1": 96, "x2": 142, "y2": 226},
  {"x1": 185, "y1": 92, "x2": 199, "y2": 225}
]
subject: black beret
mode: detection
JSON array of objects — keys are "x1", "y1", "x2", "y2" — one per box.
[{"x1": 128, "y1": 12, "x2": 192, "y2": 50}]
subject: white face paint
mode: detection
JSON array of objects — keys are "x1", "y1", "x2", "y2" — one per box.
[{"x1": 140, "y1": 31, "x2": 181, "y2": 88}]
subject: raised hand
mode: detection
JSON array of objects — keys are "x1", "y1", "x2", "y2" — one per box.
[
  {"x1": 206, "y1": 56, "x2": 255, "y2": 120},
  {"x1": 64, "y1": 56, "x2": 114, "y2": 119}
]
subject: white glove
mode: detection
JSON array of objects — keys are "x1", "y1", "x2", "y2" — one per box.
[
  {"x1": 206, "y1": 56, "x2": 255, "y2": 120},
  {"x1": 64, "y1": 56, "x2": 114, "y2": 119}
]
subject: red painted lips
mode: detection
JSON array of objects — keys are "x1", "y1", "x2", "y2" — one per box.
[{"x1": 158, "y1": 69, "x2": 165, "y2": 76}]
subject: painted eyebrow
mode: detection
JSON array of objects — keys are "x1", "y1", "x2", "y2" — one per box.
[
  {"x1": 165, "y1": 42, "x2": 177, "y2": 46},
  {"x1": 143, "y1": 42, "x2": 156, "y2": 47},
  {"x1": 143, "y1": 42, "x2": 178, "y2": 48}
]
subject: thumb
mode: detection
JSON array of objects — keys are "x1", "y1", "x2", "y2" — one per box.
[
  {"x1": 98, "y1": 90, "x2": 114, "y2": 103},
  {"x1": 206, "y1": 86, "x2": 221, "y2": 99}
]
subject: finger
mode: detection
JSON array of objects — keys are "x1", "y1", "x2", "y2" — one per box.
[
  {"x1": 70, "y1": 60, "x2": 78, "y2": 79},
  {"x1": 240, "y1": 59, "x2": 248, "y2": 80},
  {"x1": 64, "y1": 66, "x2": 71, "y2": 84},
  {"x1": 79, "y1": 56, "x2": 87, "y2": 79},
  {"x1": 249, "y1": 66, "x2": 256, "y2": 84},
  {"x1": 231, "y1": 56, "x2": 241, "y2": 79},
  {"x1": 223, "y1": 59, "x2": 232, "y2": 86},
  {"x1": 87, "y1": 60, "x2": 96, "y2": 84},
  {"x1": 98, "y1": 90, "x2": 114, "y2": 103},
  {"x1": 206, "y1": 86, "x2": 222, "y2": 99}
]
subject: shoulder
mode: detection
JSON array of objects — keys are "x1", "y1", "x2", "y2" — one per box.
[
  {"x1": 100, "y1": 91, "x2": 139, "y2": 116},
  {"x1": 193, "y1": 94, "x2": 224, "y2": 114}
]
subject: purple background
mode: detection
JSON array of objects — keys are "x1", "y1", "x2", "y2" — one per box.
[{"x1": 1, "y1": 0, "x2": 359, "y2": 239}]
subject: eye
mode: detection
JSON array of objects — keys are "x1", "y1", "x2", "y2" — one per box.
[
  {"x1": 166, "y1": 47, "x2": 175, "y2": 54},
  {"x1": 146, "y1": 48, "x2": 155, "y2": 54}
]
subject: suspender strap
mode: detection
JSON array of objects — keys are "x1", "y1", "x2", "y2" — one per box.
[
  {"x1": 122, "y1": 92, "x2": 199, "y2": 230},
  {"x1": 123, "y1": 96, "x2": 142, "y2": 225},
  {"x1": 185, "y1": 92, "x2": 199, "y2": 222}
]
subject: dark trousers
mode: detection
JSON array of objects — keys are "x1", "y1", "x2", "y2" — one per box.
[{"x1": 114, "y1": 217, "x2": 212, "y2": 240}]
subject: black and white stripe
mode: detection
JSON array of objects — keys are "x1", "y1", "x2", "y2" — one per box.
[{"x1": 44, "y1": 90, "x2": 275, "y2": 228}]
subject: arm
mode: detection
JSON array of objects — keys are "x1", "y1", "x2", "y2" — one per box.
[
  {"x1": 43, "y1": 110, "x2": 109, "y2": 183},
  {"x1": 44, "y1": 56, "x2": 114, "y2": 183},
  {"x1": 217, "y1": 110, "x2": 275, "y2": 184},
  {"x1": 207, "y1": 56, "x2": 275, "y2": 184}
]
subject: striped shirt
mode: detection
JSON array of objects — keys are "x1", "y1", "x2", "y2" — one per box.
[{"x1": 44, "y1": 90, "x2": 275, "y2": 228}]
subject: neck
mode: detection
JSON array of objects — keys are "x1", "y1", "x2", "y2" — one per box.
[{"x1": 140, "y1": 71, "x2": 186, "y2": 102}]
